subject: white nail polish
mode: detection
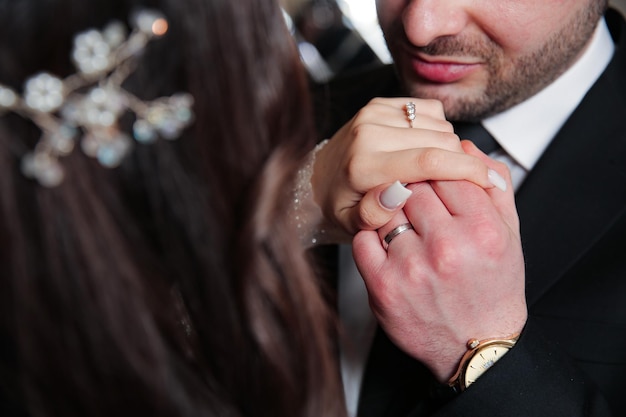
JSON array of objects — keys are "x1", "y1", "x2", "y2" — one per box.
[
  {"x1": 488, "y1": 169, "x2": 507, "y2": 192},
  {"x1": 380, "y1": 181, "x2": 412, "y2": 209}
]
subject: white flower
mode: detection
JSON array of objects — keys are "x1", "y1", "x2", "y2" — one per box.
[
  {"x1": 0, "y1": 85, "x2": 17, "y2": 109},
  {"x1": 72, "y1": 29, "x2": 112, "y2": 75},
  {"x1": 102, "y1": 21, "x2": 127, "y2": 48},
  {"x1": 24, "y1": 73, "x2": 64, "y2": 113},
  {"x1": 77, "y1": 87, "x2": 126, "y2": 127},
  {"x1": 21, "y1": 151, "x2": 65, "y2": 187}
]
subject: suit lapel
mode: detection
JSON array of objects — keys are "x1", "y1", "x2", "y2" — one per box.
[{"x1": 516, "y1": 14, "x2": 626, "y2": 304}]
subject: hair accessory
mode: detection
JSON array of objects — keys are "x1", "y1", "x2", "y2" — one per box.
[{"x1": 0, "y1": 9, "x2": 194, "y2": 187}]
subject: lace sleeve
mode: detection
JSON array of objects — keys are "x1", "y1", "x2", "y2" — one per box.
[{"x1": 290, "y1": 139, "x2": 348, "y2": 248}]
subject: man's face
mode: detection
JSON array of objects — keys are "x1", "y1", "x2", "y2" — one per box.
[{"x1": 376, "y1": 0, "x2": 607, "y2": 121}]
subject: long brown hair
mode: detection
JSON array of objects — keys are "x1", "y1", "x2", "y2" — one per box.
[{"x1": 0, "y1": 0, "x2": 344, "y2": 416}]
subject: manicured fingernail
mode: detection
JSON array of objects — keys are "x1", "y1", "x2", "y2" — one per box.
[
  {"x1": 488, "y1": 169, "x2": 507, "y2": 192},
  {"x1": 380, "y1": 180, "x2": 412, "y2": 209}
]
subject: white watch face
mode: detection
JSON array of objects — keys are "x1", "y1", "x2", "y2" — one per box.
[{"x1": 464, "y1": 345, "x2": 511, "y2": 387}]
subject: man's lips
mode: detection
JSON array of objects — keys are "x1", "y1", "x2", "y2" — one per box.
[{"x1": 409, "y1": 55, "x2": 481, "y2": 84}]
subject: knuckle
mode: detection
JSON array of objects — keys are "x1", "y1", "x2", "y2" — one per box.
[
  {"x1": 351, "y1": 108, "x2": 370, "y2": 128},
  {"x1": 474, "y1": 221, "x2": 508, "y2": 253},
  {"x1": 437, "y1": 132, "x2": 462, "y2": 150},
  {"x1": 416, "y1": 148, "x2": 444, "y2": 174},
  {"x1": 459, "y1": 219, "x2": 509, "y2": 264},
  {"x1": 430, "y1": 236, "x2": 463, "y2": 277},
  {"x1": 438, "y1": 119, "x2": 455, "y2": 133},
  {"x1": 368, "y1": 97, "x2": 386, "y2": 107},
  {"x1": 402, "y1": 254, "x2": 426, "y2": 278},
  {"x1": 348, "y1": 122, "x2": 375, "y2": 147},
  {"x1": 355, "y1": 99, "x2": 385, "y2": 121},
  {"x1": 345, "y1": 154, "x2": 367, "y2": 185}
]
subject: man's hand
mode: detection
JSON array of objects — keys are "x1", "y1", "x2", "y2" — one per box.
[{"x1": 352, "y1": 142, "x2": 527, "y2": 382}]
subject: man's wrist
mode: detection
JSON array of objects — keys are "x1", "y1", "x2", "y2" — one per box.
[{"x1": 447, "y1": 333, "x2": 520, "y2": 392}]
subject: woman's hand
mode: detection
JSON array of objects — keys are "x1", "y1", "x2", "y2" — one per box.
[{"x1": 311, "y1": 97, "x2": 504, "y2": 238}]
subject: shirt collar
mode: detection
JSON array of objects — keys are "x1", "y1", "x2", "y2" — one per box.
[{"x1": 482, "y1": 18, "x2": 615, "y2": 171}]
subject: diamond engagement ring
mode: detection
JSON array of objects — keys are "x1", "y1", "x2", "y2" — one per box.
[{"x1": 405, "y1": 102, "x2": 416, "y2": 128}]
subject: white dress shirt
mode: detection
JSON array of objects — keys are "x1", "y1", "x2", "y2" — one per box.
[{"x1": 338, "y1": 18, "x2": 615, "y2": 417}]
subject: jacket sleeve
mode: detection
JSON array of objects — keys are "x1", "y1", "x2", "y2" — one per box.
[{"x1": 427, "y1": 318, "x2": 614, "y2": 417}]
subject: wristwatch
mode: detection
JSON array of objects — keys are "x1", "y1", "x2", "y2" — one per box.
[{"x1": 447, "y1": 333, "x2": 520, "y2": 392}]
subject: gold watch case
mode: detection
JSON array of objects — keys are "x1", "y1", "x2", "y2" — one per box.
[{"x1": 448, "y1": 334, "x2": 519, "y2": 391}]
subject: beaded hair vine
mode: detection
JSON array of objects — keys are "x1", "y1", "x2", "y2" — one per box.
[{"x1": 0, "y1": 9, "x2": 194, "y2": 187}]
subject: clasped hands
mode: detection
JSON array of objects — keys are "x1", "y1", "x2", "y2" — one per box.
[{"x1": 312, "y1": 97, "x2": 528, "y2": 382}]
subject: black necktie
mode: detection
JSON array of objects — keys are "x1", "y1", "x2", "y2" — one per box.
[{"x1": 454, "y1": 121, "x2": 501, "y2": 154}]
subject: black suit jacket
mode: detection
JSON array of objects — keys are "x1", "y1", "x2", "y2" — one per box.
[{"x1": 313, "y1": 8, "x2": 626, "y2": 417}]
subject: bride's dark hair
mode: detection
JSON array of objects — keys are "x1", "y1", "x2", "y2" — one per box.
[{"x1": 0, "y1": 0, "x2": 344, "y2": 416}]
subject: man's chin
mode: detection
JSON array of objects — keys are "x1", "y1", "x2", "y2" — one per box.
[{"x1": 404, "y1": 83, "x2": 490, "y2": 121}]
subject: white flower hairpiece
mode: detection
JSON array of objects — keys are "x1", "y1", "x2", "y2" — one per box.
[{"x1": 0, "y1": 9, "x2": 195, "y2": 187}]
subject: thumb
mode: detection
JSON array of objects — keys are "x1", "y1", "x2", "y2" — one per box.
[{"x1": 349, "y1": 181, "x2": 412, "y2": 231}]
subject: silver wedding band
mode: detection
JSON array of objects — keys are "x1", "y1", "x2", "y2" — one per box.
[
  {"x1": 405, "y1": 102, "x2": 416, "y2": 128},
  {"x1": 382, "y1": 223, "x2": 414, "y2": 250}
]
